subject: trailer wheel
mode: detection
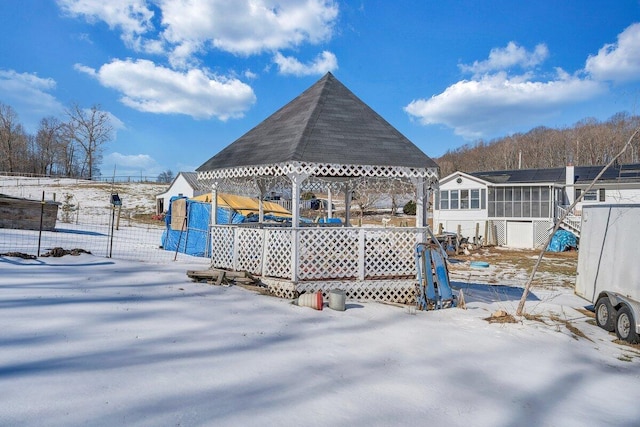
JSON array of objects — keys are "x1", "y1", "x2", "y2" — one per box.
[
  {"x1": 615, "y1": 306, "x2": 640, "y2": 344},
  {"x1": 595, "y1": 297, "x2": 616, "y2": 332}
]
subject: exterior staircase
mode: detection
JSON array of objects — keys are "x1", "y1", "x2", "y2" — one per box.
[{"x1": 556, "y1": 205, "x2": 581, "y2": 238}]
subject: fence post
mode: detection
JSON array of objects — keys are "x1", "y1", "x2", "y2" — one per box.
[{"x1": 358, "y1": 228, "x2": 366, "y2": 281}]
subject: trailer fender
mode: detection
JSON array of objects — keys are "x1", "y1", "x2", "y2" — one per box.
[{"x1": 603, "y1": 291, "x2": 640, "y2": 334}]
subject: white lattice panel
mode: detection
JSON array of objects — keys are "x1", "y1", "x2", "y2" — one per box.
[
  {"x1": 297, "y1": 280, "x2": 417, "y2": 304},
  {"x1": 298, "y1": 228, "x2": 360, "y2": 280},
  {"x1": 533, "y1": 220, "x2": 553, "y2": 248},
  {"x1": 365, "y1": 230, "x2": 419, "y2": 278},
  {"x1": 263, "y1": 228, "x2": 292, "y2": 279},
  {"x1": 210, "y1": 226, "x2": 234, "y2": 269},
  {"x1": 494, "y1": 220, "x2": 507, "y2": 246},
  {"x1": 235, "y1": 228, "x2": 264, "y2": 275}
]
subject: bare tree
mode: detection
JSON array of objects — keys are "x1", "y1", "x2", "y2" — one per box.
[
  {"x1": 435, "y1": 112, "x2": 640, "y2": 174},
  {"x1": 351, "y1": 189, "x2": 383, "y2": 221},
  {"x1": 65, "y1": 103, "x2": 113, "y2": 180},
  {"x1": 35, "y1": 116, "x2": 66, "y2": 175},
  {"x1": 0, "y1": 103, "x2": 28, "y2": 173}
]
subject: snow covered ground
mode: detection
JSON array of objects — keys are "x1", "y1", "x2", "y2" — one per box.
[
  {"x1": 1, "y1": 176, "x2": 640, "y2": 426},
  {"x1": 1, "y1": 253, "x2": 639, "y2": 427}
]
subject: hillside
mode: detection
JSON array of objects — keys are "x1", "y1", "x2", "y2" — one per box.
[
  {"x1": 0, "y1": 176, "x2": 166, "y2": 219},
  {"x1": 436, "y1": 112, "x2": 640, "y2": 176}
]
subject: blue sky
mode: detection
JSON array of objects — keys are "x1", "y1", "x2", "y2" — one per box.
[{"x1": 1, "y1": 1, "x2": 640, "y2": 178}]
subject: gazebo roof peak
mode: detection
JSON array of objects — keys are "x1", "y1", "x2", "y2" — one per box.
[{"x1": 197, "y1": 72, "x2": 437, "y2": 174}]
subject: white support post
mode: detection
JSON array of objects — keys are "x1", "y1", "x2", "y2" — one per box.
[
  {"x1": 211, "y1": 182, "x2": 218, "y2": 225},
  {"x1": 257, "y1": 180, "x2": 265, "y2": 223},
  {"x1": 344, "y1": 184, "x2": 352, "y2": 227},
  {"x1": 415, "y1": 177, "x2": 426, "y2": 228},
  {"x1": 358, "y1": 228, "x2": 365, "y2": 280},
  {"x1": 287, "y1": 172, "x2": 309, "y2": 282},
  {"x1": 327, "y1": 185, "x2": 333, "y2": 219}
]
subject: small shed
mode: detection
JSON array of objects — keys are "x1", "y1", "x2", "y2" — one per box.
[
  {"x1": 0, "y1": 194, "x2": 59, "y2": 231},
  {"x1": 197, "y1": 72, "x2": 439, "y2": 303},
  {"x1": 156, "y1": 172, "x2": 208, "y2": 214}
]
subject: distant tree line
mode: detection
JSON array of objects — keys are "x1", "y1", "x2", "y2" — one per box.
[
  {"x1": 435, "y1": 112, "x2": 640, "y2": 177},
  {"x1": 0, "y1": 101, "x2": 113, "y2": 180}
]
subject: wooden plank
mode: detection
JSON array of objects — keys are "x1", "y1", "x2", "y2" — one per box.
[{"x1": 215, "y1": 271, "x2": 225, "y2": 285}]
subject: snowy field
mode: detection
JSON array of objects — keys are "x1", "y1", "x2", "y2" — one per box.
[
  {"x1": 1, "y1": 176, "x2": 640, "y2": 426},
  {"x1": 1, "y1": 253, "x2": 639, "y2": 427}
]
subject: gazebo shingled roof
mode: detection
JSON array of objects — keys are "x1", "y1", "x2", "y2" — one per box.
[
  {"x1": 197, "y1": 73, "x2": 439, "y2": 302},
  {"x1": 196, "y1": 72, "x2": 438, "y2": 173}
]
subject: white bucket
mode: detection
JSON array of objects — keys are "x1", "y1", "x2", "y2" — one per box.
[
  {"x1": 296, "y1": 290, "x2": 324, "y2": 310},
  {"x1": 328, "y1": 289, "x2": 346, "y2": 311}
]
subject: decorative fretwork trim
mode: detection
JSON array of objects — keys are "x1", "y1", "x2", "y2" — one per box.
[{"x1": 198, "y1": 161, "x2": 438, "y2": 181}]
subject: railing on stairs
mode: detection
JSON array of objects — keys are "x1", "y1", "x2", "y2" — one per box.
[{"x1": 556, "y1": 205, "x2": 581, "y2": 236}]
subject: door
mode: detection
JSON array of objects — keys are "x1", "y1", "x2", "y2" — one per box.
[{"x1": 506, "y1": 221, "x2": 533, "y2": 248}]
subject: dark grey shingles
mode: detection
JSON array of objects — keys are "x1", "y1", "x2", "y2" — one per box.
[
  {"x1": 470, "y1": 163, "x2": 640, "y2": 185},
  {"x1": 197, "y1": 72, "x2": 437, "y2": 172}
]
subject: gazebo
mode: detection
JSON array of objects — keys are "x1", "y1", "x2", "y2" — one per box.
[{"x1": 197, "y1": 72, "x2": 439, "y2": 303}]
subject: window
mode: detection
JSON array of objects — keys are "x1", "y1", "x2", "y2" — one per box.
[
  {"x1": 460, "y1": 190, "x2": 469, "y2": 209},
  {"x1": 440, "y1": 190, "x2": 449, "y2": 209},
  {"x1": 470, "y1": 189, "x2": 480, "y2": 209},
  {"x1": 579, "y1": 189, "x2": 604, "y2": 202},
  {"x1": 487, "y1": 185, "x2": 551, "y2": 218},
  {"x1": 450, "y1": 190, "x2": 459, "y2": 209},
  {"x1": 439, "y1": 188, "x2": 484, "y2": 210},
  {"x1": 488, "y1": 188, "x2": 495, "y2": 216},
  {"x1": 513, "y1": 187, "x2": 522, "y2": 217}
]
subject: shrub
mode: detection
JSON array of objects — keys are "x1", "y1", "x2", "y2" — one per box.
[
  {"x1": 301, "y1": 191, "x2": 315, "y2": 200},
  {"x1": 403, "y1": 200, "x2": 416, "y2": 215}
]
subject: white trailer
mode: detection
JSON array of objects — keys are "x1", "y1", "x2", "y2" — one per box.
[{"x1": 575, "y1": 204, "x2": 640, "y2": 343}]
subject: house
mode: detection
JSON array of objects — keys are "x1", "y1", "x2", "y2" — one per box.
[
  {"x1": 433, "y1": 163, "x2": 640, "y2": 248},
  {"x1": 155, "y1": 172, "x2": 208, "y2": 214}
]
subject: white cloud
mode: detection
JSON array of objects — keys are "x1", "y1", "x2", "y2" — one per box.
[
  {"x1": 585, "y1": 22, "x2": 640, "y2": 83},
  {"x1": 273, "y1": 51, "x2": 337, "y2": 76},
  {"x1": 244, "y1": 69, "x2": 258, "y2": 80},
  {"x1": 159, "y1": 0, "x2": 339, "y2": 67},
  {"x1": 105, "y1": 152, "x2": 158, "y2": 169},
  {"x1": 57, "y1": 0, "x2": 154, "y2": 50},
  {"x1": 0, "y1": 70, "x2": 65, "y2": 130},
  {"x1": 75, "y1": 59, "x2": 256, "y2": 120},
  {"x1": 58, "y1": 0, "x2": 339, "y2": 68},
  {"x1": 459, "y1": 42, "x2": 549, "y2": 76},
  {"x1": 404, "y1": 35, "x2": 637, "y2": 139},
  {"x1": 405, "y1": 71, "x2": 604, "y2": 139},
  {"x1": 102, "y1": 152, "x2": 164, "y2": 177}
]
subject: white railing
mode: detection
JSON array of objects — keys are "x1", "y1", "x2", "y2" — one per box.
[
  {"x1": 556, "y1": 205, "x2": 581, "y2": 235},
  {"x1": 210, "y1": 224, "x2": 430, "y2": 302}
]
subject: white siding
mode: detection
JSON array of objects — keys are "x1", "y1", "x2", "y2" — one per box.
[
  {"x1": 575, "y1": 187, "x2": 640, "y2": 213},
  {"x1": 433, "y1": 173, "x2": 489, "y2": 240},
  {"x1": 155, "y1": 175, "x2": 197, "y2": 214}
]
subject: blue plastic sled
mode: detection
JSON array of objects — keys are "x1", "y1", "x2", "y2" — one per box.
[{"x1": 415, "y1": 243, "x2": 456, "y2": 310}]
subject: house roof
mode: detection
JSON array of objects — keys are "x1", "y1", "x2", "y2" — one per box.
[
  {"x1": 470, "y1": 168, "x2": 566, "y2": 184},
  {"x1": 197, "y1": 72, "x2": 437, "y2": 173},
  {"x1": 468, "y1": 163, "x2": 640, "y2": 185},
  {"x1": 179, "y1": 172, "x2": 208, "y2": 192}
]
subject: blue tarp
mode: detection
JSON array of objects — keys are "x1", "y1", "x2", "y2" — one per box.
[
  {"x1": 161, "y1": 197, "x2": 244, "y2": 257},
  {"x1": 546, "y1": 229, "x2": 577, "y2": 252}
]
